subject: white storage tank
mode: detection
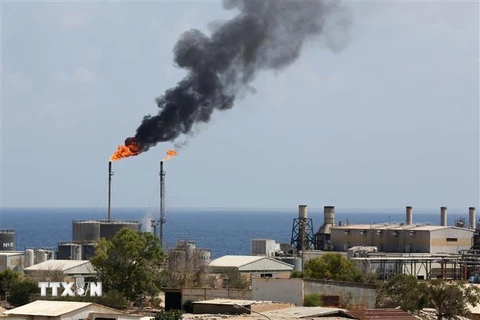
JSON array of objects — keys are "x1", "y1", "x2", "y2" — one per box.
[
  {"x1": 25, "y1": 249, "x2": 34, "y2": 268},
  {"x1": 294, "y1": 257, "x2": 302, "y2": 272},
  {"x1": 35, "y1": 250, "x2": 47, "y2": 264},
  {"x1": 186, "y1": 242, "x2": 196, "y2": 261}
]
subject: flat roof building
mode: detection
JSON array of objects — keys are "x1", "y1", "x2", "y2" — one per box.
[{"x1": 331, "y1": 224, "x2": 474, "y2": 254}]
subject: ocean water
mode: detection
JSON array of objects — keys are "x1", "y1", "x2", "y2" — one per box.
[{"x1": 0, "y1": 207, "x2": 474, "y2": 258}]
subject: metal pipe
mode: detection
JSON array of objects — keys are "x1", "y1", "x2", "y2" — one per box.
[
  {"x1": 108, "y1": 161, "x2": 112, "y2": 220},
  {"x1": 160, "y1": 161, "x2": 166, "y2": 248}
]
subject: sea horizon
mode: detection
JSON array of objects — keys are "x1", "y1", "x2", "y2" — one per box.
[
  {"x1": 0, "y1": 207, "x2": 477, "y2": 257},
  {"x1": 1, "y1": 206, "x2": 477, "y2": 214}
]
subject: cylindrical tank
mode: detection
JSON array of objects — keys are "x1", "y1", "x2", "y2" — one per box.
[
  {"x1": 35, "y1": 250, "x2": 47, "y2": 264},
  {"x1": 298, "y1": 205, "x2": 308, "y2": 219},
  {"x1": 82, "y1": 244, "x2": 96, "y2": 260},
  {"x1": 57, "y1": 243, "x2": 82, "y2": 260},
  {"x1": 57, "y1": 244, "x2": 72, "y2": 259},
  {"x1": 169, "y1": 249, "x2": 187, "y2": 263},
  {"x1": 294, "y1": 257, "x2": 302, "y2": 272},
  {"x1": 0, "y1": 230, "x2": 15, "y2": 251},
  {"x1": 324, "y1": 206, "x2": 335, "y2": 225},
  {"x1": 406, "y1": 206, "x2": 413, "y2": 225},
  {"x1": 25, "y1": 249, "x2": 34, "y2": 267},
  {"x1": 99, "y1": 220, "x2": 141, "y2": 240},
  {"x1": 469, "y1": 207, "x2": 476, "y2": 229},
  {"x1": 72, "y1": 220, "x2": 101, "y2": 242},
  {"x1": 71, "y1": 244, "x2": 82, "y2": 260},
  {"x1": 196, "y1": 249, "x2": 211, "y2": 263},
  {"x1": 440, "y1": 207, "x2": 447, "y2": 226},
  {"x1": 186, "y1": 242, "x2": 196, "y2": 261}
]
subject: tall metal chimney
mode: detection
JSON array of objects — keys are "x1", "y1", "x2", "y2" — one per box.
[
  {"x1": 324, "y1": 206, "x2": 335, "y2": 225},
  {"x1": 469, "y1": 207, "x2": 476, "y2": 229},
  {"x1": 406, "y1": 206, "x2": 413, "y2": 225},
  {"x1": 440, "y1": 207, "x2": 447, "y2": 226},
  {"x1": 159, "y1": 161, "x2": 166, "y2": 248},
  {"x1": 298, "y1": 205, "x2": 307, "y2": 219},
  {"x1": 108, "y1": 161, "x2": 113, "y2": 220}
]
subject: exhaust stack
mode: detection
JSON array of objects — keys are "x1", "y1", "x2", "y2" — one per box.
[
  {"x1": 299, "y1": 205, "x2": 307, "y2": 219},
  {"x1": 469, "y1": 207, "x2": 476, "y2": 229},
  {"x1": 406, "y1": 206, "x2": 413, "y2": 225},
  {"x1": 324, "y1": 206, "x2": 335, "y2": 226},
  {"x1": 108, "y1": 161, "x2": 113, "y2": 220},
  {"x1": 159, "y1": 161, "x2": 166, "y2": 248},
  {"x1": 441, "y1": 207, "x2": 447, "y2": 226}
]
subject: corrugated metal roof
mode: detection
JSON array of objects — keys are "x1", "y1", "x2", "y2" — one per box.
[
  {"x1": 209, "y1": 255, "x2": 293, "y2": 272},
  {"x1": 209, "y1": 255, "x2": 264, "y2": 268},
  {"x1": 345, "y1": 308, "x2": 419, "y2": 320},
  {"x1": 24, "y1": 259, "x2": 91, "y2": 272},
  {"x1": 4, "y1": 300, "x2": 93, "y2": 316}
]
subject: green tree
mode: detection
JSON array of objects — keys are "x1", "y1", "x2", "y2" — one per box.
[
  {"x1": 154, "y1": 310, "x2": 183, "y2": 320},
  {"x1": 375, "y1": 274, "x2": 427, "y2": 312},
  {"x1": 90, "y1": 227, "x2": 165, "y2": 304},
  {"x1": 0, "y1": 269, "x2": 20, "y2": 297},
  {"x1": 304, "y1": 294, "x2": 322, "y2": 306},
  {"x1": 221, "y1": 269, "x2": 249, "y2": 289},
  {"x1": 290, "y1": 271, "x2": 303, "y2": 278},
  {"x1": 304, "y1": 253, "x2": 364, "y2": 282},
  {"x1": 423, "y1": 280, "x2": 480, "y2": 320},
  {"x1": 377, "y1": 275, "x2": 480, "y2": 319},
  {"x1": 8, "y1": 277, "x2": 38, "y2": 306},
  {"x1": 0, "y1": 269, "x2": 37, "y2": 306}
]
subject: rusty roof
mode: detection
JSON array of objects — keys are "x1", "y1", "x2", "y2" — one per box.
[{"x1": 345, "y1": 309, "x2": 419, "y2": 320}]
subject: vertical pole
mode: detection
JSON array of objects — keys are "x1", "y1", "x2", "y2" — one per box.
[
  {"x1": 108, "y1": 161, "x2": 112, "y2": 220},
  {"x1": 160, "y1": 161, "x2": 165, "y2": 249}
]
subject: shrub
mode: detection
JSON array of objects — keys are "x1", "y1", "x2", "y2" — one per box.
[{"x1": 304, "y1": 293, "x2": 322, "y2": 307}]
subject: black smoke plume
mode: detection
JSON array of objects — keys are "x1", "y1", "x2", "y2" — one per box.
[{"x1": 128, "y1": 0, "x2": 352, "y2": 152}]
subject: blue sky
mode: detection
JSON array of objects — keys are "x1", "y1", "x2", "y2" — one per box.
[{"x1": 1, "y1": 1, "x2": 478, "y2": 210}]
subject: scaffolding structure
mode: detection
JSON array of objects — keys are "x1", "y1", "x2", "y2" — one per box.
[
  {"x1": 351, "y1": 254, "x2": 465, "y2": 280},
  {"x1": 290, "y1": 217, "x2": 314, "y2": 252}
]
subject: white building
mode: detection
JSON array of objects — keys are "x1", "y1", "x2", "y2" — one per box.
[
  {"x1": 0, "y1": 252, "x2": 25, "y2": 272},
  {"x1": 251, "y1": 239, "x2": 279, "y2": 257},
  {"x1": 24, "y1": 260, "x2": 96, "y2": 283},
  {"x1": 209, "y1": 255, "x2": 293, "y2": 278},
  {"x1": 2, "y1": 300, "x2": 151, "y2": 320}
]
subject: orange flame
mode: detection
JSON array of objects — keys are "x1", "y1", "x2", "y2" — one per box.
[
  {"x1": 163, "y1": 149, "x2": 178, "y2": 161},
  {"x1": 110, "y1": 137, "x2": 141, "y2": 161}
]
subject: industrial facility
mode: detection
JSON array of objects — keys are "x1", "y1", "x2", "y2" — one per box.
[
  {"x1": 56, "y1": 219, "x2": 142, "y2": 260},
  {"x1": 287, "y1": 204, "x2": 480, "y2": 281}
]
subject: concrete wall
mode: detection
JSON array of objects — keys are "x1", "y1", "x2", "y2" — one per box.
[
  {"x1": 251, "y1": 278, "x2": 303, "y2": 306},
  {"x1": 331, "y1": 228, "x2": 432, "y2": 253},
  {"x1": 430, "y1": 228, "x2": 473, "y2": 254},
  {"x1": 182, "y1": 288, "x2": 251, "y2": 305},
  {"x1": 304, "y1": 279, "x2": 377, "y2": 309}
]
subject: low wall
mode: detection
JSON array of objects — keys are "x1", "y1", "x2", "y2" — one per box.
[
  {"x1": 251, "y1": 278, "x2": 303, "y2": 306},
  {"x1": 182, "y1": 288, "x2": 251, "y2": 305},
  {"x1": 304, "y1": 279, "x2": 377, "y2": 309}
]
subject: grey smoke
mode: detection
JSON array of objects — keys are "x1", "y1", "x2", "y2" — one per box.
[{"x1": 131, "y1": 0, "x2": 352, "y2": 152}]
